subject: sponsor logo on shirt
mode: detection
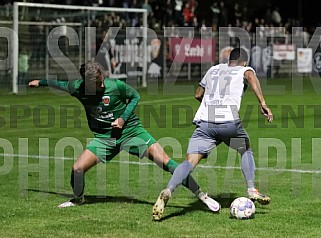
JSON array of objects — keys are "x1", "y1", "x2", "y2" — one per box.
[{"x1": 100, "y1": 112, "x2": 114, "y2": 119}]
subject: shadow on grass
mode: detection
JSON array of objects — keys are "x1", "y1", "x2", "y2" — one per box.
[
  {"x1": 157, "y1": 200, "x2": 216, "y2": 222},
  {"x1": 26, "y1": 189, "x2": 184, "y2": 208},
  {"x1": 158, "y1": 192, "x2": 269, "y2": 221},
  {"x1": 27, "y1": 189, "x2": 71, "y2": 198},
  {"x1": 154, "y1": 193, "x2": 238, "y2": 222},
  {"x1": 214, "y1": 193, "x2": 239, "y2": 208},
  {"x1": 27, "y1": 189, "x2": 267, "y2": 220}
]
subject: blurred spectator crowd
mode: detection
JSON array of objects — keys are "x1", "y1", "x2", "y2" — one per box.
[{"x1": 0, "y1": 0, "x2": 315, "y2": 40}]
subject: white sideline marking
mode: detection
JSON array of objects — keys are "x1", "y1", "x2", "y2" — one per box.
[
  {"x1": 2, "y1": 153, "x2": 321, "y2": 174},
  {"x1": 139, "y1": 96, "x2": 192, "y2": 105}
]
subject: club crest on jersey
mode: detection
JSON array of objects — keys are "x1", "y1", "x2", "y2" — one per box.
[{"x1": 102, "y1": 96, "x2": 110, "y2": 106}]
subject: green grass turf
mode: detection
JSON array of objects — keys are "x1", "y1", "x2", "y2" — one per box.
[{"x1": 1, "y1": 77, "x2": 321, "y2": 237}]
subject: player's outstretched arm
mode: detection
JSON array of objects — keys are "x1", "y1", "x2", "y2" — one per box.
[
  {"x1": 244, "y1": 70, "x2": 273, "y2": 123},
  {"x1": 29, "y1": 78, "x2": 81, "y2": 94}
]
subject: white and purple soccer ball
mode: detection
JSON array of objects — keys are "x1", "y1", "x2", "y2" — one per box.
[{"x1": 230, "y1": 197, "x2": 255, "y2": 219}]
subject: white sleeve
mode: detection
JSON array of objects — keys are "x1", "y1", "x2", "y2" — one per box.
[
  {"x1": 199, "y1": 65, "x2": 216, "y2": 88},
  {"x1": 243, "y1": 66, "x2": 256, "y2": 76},
  {"x1": 199, "y1": 70, "x2": 209, "y2": 88}
]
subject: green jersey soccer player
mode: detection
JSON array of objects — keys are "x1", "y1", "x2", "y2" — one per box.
[{"x1": 29, "y1": 61, "x2": 220, "y2": 212}]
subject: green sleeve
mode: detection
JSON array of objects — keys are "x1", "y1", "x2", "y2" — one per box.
[
  {"x1": 39, "y1": 79, "x2": 48, "y2": 86},
  {"x1": 117, "y1": 80, "x2": 140, "y2": 122},
  {"x1": 38, "y1": 79, "x2": 82, "y2": 94}
]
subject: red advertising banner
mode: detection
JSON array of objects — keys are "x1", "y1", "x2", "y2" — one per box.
[{"x1": 169, "y1": 38, "x2": 215, "y2": 63}]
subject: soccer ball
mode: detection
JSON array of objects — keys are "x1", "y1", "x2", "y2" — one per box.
[{"x1": 230, "y1": 197, "x2": 255, "y2": 219}]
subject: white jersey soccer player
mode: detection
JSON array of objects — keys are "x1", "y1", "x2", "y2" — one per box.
[
  {"x1": 153, "y1": 48, "x2": 273, "y2": 221},
  {"x1": 193, "y1": 63, "x2": 254, "y2": 123}
]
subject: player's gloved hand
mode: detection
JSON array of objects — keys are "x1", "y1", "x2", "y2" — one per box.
[
  {"x1": 28, "y1": 80, "x2": 40, "y2": 87},
  {"x1": 260, "y1": 104, "x2": 273, "y2": 123},
  {"x1": 111, "y1": 118, "x2": 125, "y2": 129}
]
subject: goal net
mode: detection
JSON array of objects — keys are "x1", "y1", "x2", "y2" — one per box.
[{"x1": 0, "y1": 2, "x2": 147, "y2": 94}]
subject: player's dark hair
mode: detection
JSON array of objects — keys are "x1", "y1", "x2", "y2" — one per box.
[{"x1": 229, "y1": 48, "x2": 248, "y2": 63}]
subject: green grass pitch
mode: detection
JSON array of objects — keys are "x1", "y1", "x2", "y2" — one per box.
[{"x1": 1, "y1": 77, "x2": 321, "y2": 237}]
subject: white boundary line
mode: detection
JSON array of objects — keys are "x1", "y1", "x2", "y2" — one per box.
[
  {"x1": 139, "y1": 96, "x2": 192, "y2": 105},
  {"x1": 2, "y1": 153, "x2": 321, "y2": 174}
]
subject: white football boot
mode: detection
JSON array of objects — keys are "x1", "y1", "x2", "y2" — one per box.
[
  {"x1": 197, "y1": 192, "x2": 221, "y2": 212},
  {"x1": 58, "y1": 196, "x2": 85, "y2": 208}
]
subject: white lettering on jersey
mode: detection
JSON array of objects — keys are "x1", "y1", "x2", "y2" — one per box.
[{"x1": 194, "y1": 63, "x2": 255, "y2": 123}]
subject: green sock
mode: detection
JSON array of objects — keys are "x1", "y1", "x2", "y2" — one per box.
[
  {"x1": 164, "y1": 159, "x2": 177, "y2": 173},
  {"x1": 164, "y1": 159, "x2": 200, "y2": 194}
]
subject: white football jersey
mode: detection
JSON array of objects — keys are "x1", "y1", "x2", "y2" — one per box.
[{"x1": 193, "y1": 63, "x2": 255, "y2": 123}]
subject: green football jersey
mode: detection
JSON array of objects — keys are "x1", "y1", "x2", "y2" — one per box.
[{"x1": 39, "y1": 78, "x2": 141, "y2": 135}]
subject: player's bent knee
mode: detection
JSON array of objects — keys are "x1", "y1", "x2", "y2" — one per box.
[
  {"x1": 71, "y1": 166, "x2": 83, "y2": 174},
  {"x1": 71, "y1": 149, "x2": 100, "y2": 172}
]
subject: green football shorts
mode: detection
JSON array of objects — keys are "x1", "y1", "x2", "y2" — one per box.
[{"x1": 86, "y1": 125, "x2": 156, "y2": 163}]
